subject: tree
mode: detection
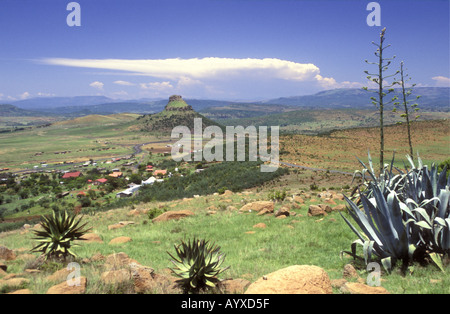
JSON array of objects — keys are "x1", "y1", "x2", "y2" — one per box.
[
  {"x1": 392, "y1": 61, "x2": 421, "y2": 159},
  {"x1": 363, "y1": 28, "x2": 399, "y2": 172}
]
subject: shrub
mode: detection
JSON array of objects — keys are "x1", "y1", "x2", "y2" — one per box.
[
  {"x1": 168, "y1": 238, "x2": 229, "y2": 294},
  {"x1": 31, "y1": 210, "x2": 91, "y2": 260}
]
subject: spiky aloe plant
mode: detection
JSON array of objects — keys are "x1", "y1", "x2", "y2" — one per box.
[
  {"x1": 31, "y1": 210, "x2": 90, "y2": 260},
  {"x1": 168, "y1": 238, "x2": 229, "y2": 294}
]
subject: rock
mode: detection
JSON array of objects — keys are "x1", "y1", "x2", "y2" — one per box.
[
  {"x1": 0, "y1": 261, "x2": 7, "y2": 272},
  {"x1": 47, "y1": 268, "x2": 74, "y2": 282},
  {"x1": 101, "y1": 269, "x2": 132, "y2": 285},
  {"x1": 108, "y1": 221, "x2": 135, "y2": 230},
  {"x1": 0, "y1": 277, "x2": 30, "y2": 290},
  {"x1": 80, "y1": 233, "x2": 104, "y2": 243},
  {"x1": 127, "y1": 209, "x2": 141, "y2": 216},
  {"x1": 226, "y1": 206, "x2": 238, "y2": 211},
  {"x1": 0, "y1": 246, "x2": 16, "y2": 261},
  {"x1": 218, "y1": 279, "x2": 251, "y2": 294},
  {"x1": 331, "y1": 278, "x2": 348, "y2": 289},
  {"x1": 109, "y1": 236, "x2": 132, "y2": 245},
  {"x1": 276, "y1": 215, "x2": 287, "y2": 219},
  {"x1": 333, "y1": 193, "x2": 345, "y2": 201},
  {"x1": 104, "y1": 252, "x2": 139, "y2": 270},
  {"x1": 239, "y1": 201, "x2": 274, "y2": 213},
  {"x1": 253, "y1": 223, "x2": 267, "y2": 229},
  {"x1": 343, "y1": 264, "x2": 359, "y2": 279},
  {"x1": 318, "y1": 204, "x2": 332, "y2": 213},
  {"x1": 222, "y1": 190, "x2": 233, "y2": 196},
  {"x1": 275, "y1": 207, "x2": 290, "y2": 217},
  {"x1": 293, "y1": 196, "x2": 304, "y2": 203},
  {"x1": 341, "y1": 282, "x2": 390, "y2": 294},
  {"x1": 308, "y1": 205, "x2": 327, "y2": 217},
  {"x1": 8, "y1": 289, "x2": 32, "y2": 294},
  {"x1": 324, "y1": 198, "x2": 337, "y2": 205},
  {"x1": 152, "y1": 210, "x2": 194, "y2": 223},
  {"x1": 332, "y1": 204, "x2": 347, "y2": 211},
  {"x1": 46, "y1": 276, "x2": 87, "y2": 294},
  {"x1": 244, "y1": 265, "x2": 332, "y2": 294}
]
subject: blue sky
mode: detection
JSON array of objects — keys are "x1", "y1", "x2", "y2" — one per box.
[{"x1": 0, "y1": 0, "x2": 449, "y2": 101}]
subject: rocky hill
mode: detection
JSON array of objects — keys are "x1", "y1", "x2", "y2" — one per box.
[{"x1": 131, "y1": 95, "x2": 223, "y2": 134}]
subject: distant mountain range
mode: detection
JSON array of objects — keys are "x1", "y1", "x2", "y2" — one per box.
[{"x1": 6, "y1": 87, "x2": 449, "y2": 117}]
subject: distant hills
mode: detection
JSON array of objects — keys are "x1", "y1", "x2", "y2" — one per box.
[{"x1": 6, "y1": 87, "x2": 449, "y2": 118}]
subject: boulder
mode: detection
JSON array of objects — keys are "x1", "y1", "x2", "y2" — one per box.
[
  {"x1": 104, "y1": 252, "x2": 139, "y2": 270},
  {"x1": 343, "y1": 264, "x2": 359, "y2": 280},
  {"x1": 275, "y1": 207, "x2": 290, "y2": 217},
  {"x1": 101, "y1": 269, "x2": 132, "y2": 285},
  {"x1": 80, "y1": 233, "x2": 104, "y2": 243},
  {"x1": 239, "y1": 201, "x2": 274, "y2": 213},
  {"x1": 218, "y1": 278, "x2": 251, "y2": 294},
  {"x1": 341, "y1": 282, "x2": 390, "y2": 294},
  {"x1": 244, "y1": 265, "x2": 332, "y2": 294},
  {"x1": 109, "y1": 236, "x2": 132, "y2": 245},
  {"x1": 152, "y1": 210, "x2": 194, "y2": 223},
  {"x1": 308, "y1": 205, "x2": 327, "y2": 217},
  {"x1": 108, "y1": 221, "x2": 135, "y2": 230},
  {"x1": 253, "y1": 223, "x2": 267, "y2": 229},
  {"x1": 0, "y1": 246, "x2": 16, "y2": 261},
  {"x1": 46, "y1": 276, "x2": 87, "y2": 294}
]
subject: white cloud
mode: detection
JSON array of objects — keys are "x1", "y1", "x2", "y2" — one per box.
[
  {"x1": 20, "y1": 92, "x2": 31, "y2": 99},
  {"x1": 432, "y1": 76, "x2": 450, "y2": 87},
  {"x1": 315, "y1": 75, "x2": 364, "y2": 89},
  {"x1": 89, "y1": 81, "x2": 104, "y2": 90},
  {"x1": 41, "y1": 57, "x2": 321, "y2": 82},
  {"x1": 139, "y1": 81, "x2": 174, "y2": 90},
  {"x1": 37, "y1": 92, "x2": 56, "y2": 97},
  {"x1": 0, "y1": 93, "x2": 4, "y2": 100},
  {"x1": 113, "y1": 80, "x2": 135, "y2": 86}
]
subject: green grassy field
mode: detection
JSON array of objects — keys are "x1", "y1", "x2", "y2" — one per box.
[{"x1": 1, "y1": 185, "x2": 449, "y2": 294}]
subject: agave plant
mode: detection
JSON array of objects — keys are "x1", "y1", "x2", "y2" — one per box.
[
  {"x1": 351, "y1": 151, "x2": 407, "y2": 202},
  {"x1": 340, "y1": 183, "x2": 415, "y2": 273},
  {"x1": 168, "y1": 238, "x2": 229, "y2": 293},
  {"x1": 31, "y1": 210, "x2": 90, "y2": 260},
  {"x1": 343, "y1": 154, "x2": 450, "y2": 272}
]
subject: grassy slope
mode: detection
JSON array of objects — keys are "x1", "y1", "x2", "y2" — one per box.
[{"x1": 1, "y1": 175, "x2": 449, "y2": 294}]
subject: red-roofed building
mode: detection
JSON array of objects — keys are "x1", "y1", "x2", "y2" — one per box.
[
  {"x1": 95, "y1": 178, "x2": 108, "y2": 185},
  {"x1": 62, "y1": 171, "x2": 82, "y2": 179},
  {"x1": 153, "y1": 170, "x2": 167, "y2": 177}
]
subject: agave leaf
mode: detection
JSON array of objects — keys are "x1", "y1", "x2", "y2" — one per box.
[
  {"x1": 381, "y1": 256, "x2": 393, "y2": 274},
  {"x1": 429, "y1": 253, "x2": 445, "y2": 272}
]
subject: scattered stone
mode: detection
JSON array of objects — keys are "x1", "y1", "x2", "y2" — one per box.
[
  {"x1": 293, "y1": 196, "x2": 304, "y2": 203},
  {"x1": 274, "y1": 207, "x2": 290, "y2": 217},
  {"x1": 206, "y1": 210, "x2": 217, "y2": 215},
  {"x1": 276, "y1": 215, "x2": 287, "y2": 219},
  {"x1": 343, "y1": 264, "x2": 359, "y2": 280},
  {"x1": 152, "y1": 210, "x2": 194, "y2": 223},
  {"x1": 331, "y1": 278, "x2": 348, "y2": 289},
  {"x1": 0, "y1": 246, "x2": 16, "y2": 261},
  {"x1": 318, "y1": 204, "x2": 332, "y2": 213},
  {"x1": 340, "y1": 282, "x2": 390, "y2": 294},
  {"x1": 226, "y1": 206, "x2": 238, "y2": 211},
  {"x1": 101, "y1": 269, "x2": 132, "y2": 285},
  {"x1": 333, "y1": 193, "x2": 345, "y2": 201},
  {"x1": 8, "y1": 289, "x2": 32, "y2": 294},
  {"x1": 46, "y1": 276, "x2": 87, "y2": 294},
  {"x1": 0, "y1": 277, "x2": 30, "y2": 290},
  {"x1": 218, "y1": 279, "x2": 251, "y2": 294},
  {"x1": 253, "y1": 223, "x2": 267, "y2": 229},
  {"x1": 244, "y1": 265, "x2": 332, "y2": 294},
  {"x1": 47, "y1": 268, "x2": 74, "y2": 282},
  {"x1": 127, "y1": 209, "x2": 141, "y2": 216},
  {"x1": 308, "y1": 205, "x2": 327, "y2": 217},
  {"x1": 333, "y1": 204, "x2": 347, "y2": 211},
  {"x1": 109, "y1": 236, "x2": 132, "y2": 245},
  {"x1": 80, "y1": 233, "x2": 104, "y2": 243},
  {"x1": 108, "y1": 221, "x2": 135, "y2": 230},
  {"x1": 239, "y1": 201, "x2": 274, "y2": 213},
  {"x1": 245, "y1": 231, "x2": 256, "y2": 234},
  {"x1": 104, "y1": 252, "x2": 139, "y2": 270}
]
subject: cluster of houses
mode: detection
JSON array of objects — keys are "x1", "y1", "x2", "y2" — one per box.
[{"x1": 60, "y1": 166, "x2": 169, "y2": 199}]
